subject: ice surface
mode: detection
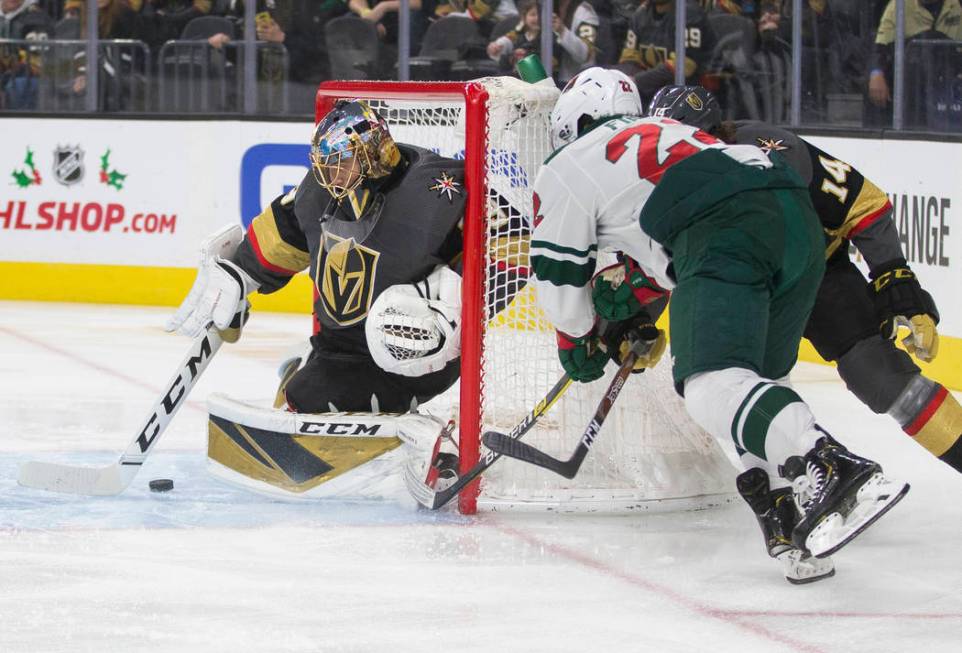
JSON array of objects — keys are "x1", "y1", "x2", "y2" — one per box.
[{"x1": 1, "y1": 301, "x2": 960, "y2": 653}]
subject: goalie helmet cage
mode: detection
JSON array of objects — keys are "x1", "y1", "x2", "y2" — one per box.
[{"x1": 316, "y1": 78, "x2": 737, "y2": 515}]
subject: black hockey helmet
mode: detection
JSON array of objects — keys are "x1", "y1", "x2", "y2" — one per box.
[{"x1": 648, "y1": 85, "x2": 722, "y2": 134}]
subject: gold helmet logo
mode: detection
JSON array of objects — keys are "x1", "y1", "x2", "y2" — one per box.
[{"x1": 685, "y1": 92, "x2": 704, "y2": 111}]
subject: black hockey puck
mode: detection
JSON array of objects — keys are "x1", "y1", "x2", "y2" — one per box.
[{"x1": 149, "y1": 478, "x2": 174, "y2": 492}]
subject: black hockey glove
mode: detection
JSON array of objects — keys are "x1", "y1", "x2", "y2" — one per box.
[{"x1": 869, "y1": 258, "x2": 940, "y2": 362}]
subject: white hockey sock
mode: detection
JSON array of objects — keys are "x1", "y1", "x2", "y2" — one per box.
[{"x1": 684, "y1": 368, "x2": 823, "y2": 472}]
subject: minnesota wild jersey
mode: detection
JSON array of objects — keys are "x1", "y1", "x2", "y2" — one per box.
[{"x1": 531, "y1": 116, "x2": 773, "y2": 338}]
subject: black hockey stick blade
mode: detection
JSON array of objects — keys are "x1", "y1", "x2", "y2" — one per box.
[
  {"x1": 482, "y1": 332, "x2": 654, "y2": 479},
  {"x1": 403, "y1": 373, "x2": 573, "y2": 510}
]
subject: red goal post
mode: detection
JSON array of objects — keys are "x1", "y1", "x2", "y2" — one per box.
[{"x1": 317, "y1": 81, "x2": 499, "y2": 514}]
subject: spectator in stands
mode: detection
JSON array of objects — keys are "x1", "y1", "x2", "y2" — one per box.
[
  {"x1": 427, "y1": 0, "x2": 514, "y2": 37},
  {"x1": 142, "y1": 0, "x2": 212, "y2": 49},
  {"x1": 701, "y1": 0, "x2": 755, "y2": 15},
  {"x1": 349, "y1": 0, "x2": 424, "y2": 77},
  {"x1": 71, "y1": 0, "x2": 147, "y2": 109},
  {"x1": 615, "y1": 0, "x2": 716, "y2": 106},
  {"x1": 553, "y1": 0, "x2": 600, "y2": 83},
  {"x1": 283, "y1": 0, "x2": 349, "y2": 110},
  {"x1": 203, "y1": 0, "x2": 291, "y2": 110},
  {"x1": 749, "y1": 1, "x2": 790, "y2": 122},
  {"x1": 869, "y1": 0, "x2": 962, "y2": 129},
  {"x1": 486, "y1": 0, "x2": 541, "y2": 71},
  {"x1": 0, "y1": 0, "x2": 53, "y2": 109}
]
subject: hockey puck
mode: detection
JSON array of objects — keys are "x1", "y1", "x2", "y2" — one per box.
[{"x1": 149, "y1": 479, "x2": 174, "y2": 493}]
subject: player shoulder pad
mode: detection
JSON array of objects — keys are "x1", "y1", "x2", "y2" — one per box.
[
  {"x1": 732, "y1": 121, "x2": 810, "y2": 183},
  {"x1": 732, "y1": 120, "x2": 800, "y2": 155}
]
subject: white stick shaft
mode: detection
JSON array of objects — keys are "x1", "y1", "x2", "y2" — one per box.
[{"x1": 17, "y1": 326, "x2": 224, "y2": 496}]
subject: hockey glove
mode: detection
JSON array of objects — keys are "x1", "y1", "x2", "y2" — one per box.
[
  {"x1": 557, "y1": 328, "x2": 610, "y2": 383},
  {"x1": 601, "y1": 316, "x2": 666, "y2": 373},
  {"x1": 591, "y1": 256, "x2": 669, "y2": 322},
  {"x1": 165, "y1": 224, "x2": 258, "y2": 343},
  {"x1": 869, "y1": 258, "x2": 940, "y2": 362}
]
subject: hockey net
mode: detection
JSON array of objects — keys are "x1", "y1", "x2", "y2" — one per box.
[{"x1": 316, "y1": 78, "x2": 736, "y2": 514}]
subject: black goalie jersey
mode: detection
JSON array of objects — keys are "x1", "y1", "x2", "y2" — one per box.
[{"x1": 233, "y1": 144, "x2": 466, "y2": 354}]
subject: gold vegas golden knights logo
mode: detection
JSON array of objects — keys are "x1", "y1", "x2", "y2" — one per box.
[{"x1": 318, "y1": 233, "x2": 380, "y2": 326}]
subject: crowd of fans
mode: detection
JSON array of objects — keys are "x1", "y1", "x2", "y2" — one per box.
[{"x1": 0, "y1": 0, "x2": 960, "y2": 131}]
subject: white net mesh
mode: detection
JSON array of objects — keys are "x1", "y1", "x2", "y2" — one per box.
[{"x1": 356, "y1": 77, "x2": 736, "y2": 512}]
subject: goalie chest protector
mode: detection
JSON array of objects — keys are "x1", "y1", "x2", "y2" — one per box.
[{"x1": 293, "y1": 144, "x2": 466, "y2": 349}]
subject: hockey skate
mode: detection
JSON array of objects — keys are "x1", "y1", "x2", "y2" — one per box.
[
  {"x1": 736, "y1": 468, "x2": 835, "y2": 584},
  {"x1": 782, "y1": 435, "x2": 910, "y2": 559}
]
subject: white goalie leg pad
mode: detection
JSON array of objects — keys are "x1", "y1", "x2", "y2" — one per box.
[
  {"x1": 366, "y1": 265, "x2": 461, "y2": 377},
  {"x1": 206, "y1": 394, "x2": 447, "y2": 500}
]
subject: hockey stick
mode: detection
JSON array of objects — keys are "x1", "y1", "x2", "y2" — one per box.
[
  {"x1": 403, "y1": 373, "x2": 573, "y2": 509},
  {"x1": 482, "y1": 333, "x2": 652, "y2": 479},
  {"x1": 17, "y1": 325, "x2": 223, "y2": 496}
]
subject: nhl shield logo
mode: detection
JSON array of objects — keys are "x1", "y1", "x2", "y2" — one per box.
[{"x1": 53, "y1": 145, "x2": 85, "y2": 186}]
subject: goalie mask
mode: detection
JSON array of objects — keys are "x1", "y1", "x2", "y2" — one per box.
[
  {"x1": 311, "y1": 100, "x2": 401, "y2": 202},
  {"x1": 648, "y1": 85, "x2": 722, "y2": 134},
  {"x1": 550, "y1": 67, "x2": 643, "y2": 150}
]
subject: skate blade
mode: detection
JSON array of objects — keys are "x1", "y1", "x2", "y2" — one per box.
[
  {"x1": 778, "y1": 549, "x2": 836, "y2": 585},
  {"x1": 807, "y1": 473, "x2": 910, "y2": 559}
]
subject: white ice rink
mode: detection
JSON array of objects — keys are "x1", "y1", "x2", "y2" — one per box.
[{"x1": 1, "y1": 301, "x2": 960, "y2": 653}]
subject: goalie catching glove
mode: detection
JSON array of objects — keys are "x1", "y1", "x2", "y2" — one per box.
[
  {"x1": 165, "y1": 224, "x2": 259, "y2": 343},
  {"x1": 366, "y1": 265, "x2": 462, "y2": 377},
  {"x1": 592, "y1": 256, "x2": 669, "y2": 322},
  {"x1": 869, "y1": 258, "x2": 940, "y2": 362}
]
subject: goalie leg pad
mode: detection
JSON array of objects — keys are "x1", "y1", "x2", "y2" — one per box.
[{"x1": 206, "y1": 394, "x2": 447, "y2": 498}]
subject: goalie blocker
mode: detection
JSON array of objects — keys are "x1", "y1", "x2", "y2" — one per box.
[{"x1": 207, "y1": 394, "x2": 452, "y2": 499}]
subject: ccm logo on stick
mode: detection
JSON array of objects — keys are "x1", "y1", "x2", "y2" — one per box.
[{"x1": 136, "y1": 335, "x2": 214, "y2": 454}]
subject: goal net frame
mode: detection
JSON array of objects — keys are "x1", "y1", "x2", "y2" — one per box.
[{"x1": 315, "y1": 79, "x2": 737, "y2": 516}]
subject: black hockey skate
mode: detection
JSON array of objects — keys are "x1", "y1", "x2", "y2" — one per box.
[
  {"x1": 781, "y1": 435, "x2": 910, "y2": 559},
  {"x1": 736, "y1": 468, "x2": 835, "y2": 584}
]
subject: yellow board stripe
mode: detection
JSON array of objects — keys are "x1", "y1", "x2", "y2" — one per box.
[{"x1": 2, "y1": 261, "x2": 961, "y2": 391}]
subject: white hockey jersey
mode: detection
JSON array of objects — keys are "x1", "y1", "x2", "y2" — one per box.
[{"x1": 530, "y1": 116, "x2": 772, "y2": 338}]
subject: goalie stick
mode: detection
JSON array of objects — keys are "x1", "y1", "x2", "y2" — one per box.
[
  {"x1": 403, "y1": 373, "x2": 573, "y2": 509},
  {"x1": 482, "y1": 333, "x2": 652, "y2": 479},
  {"x1": 17, "y1": 325, "x2": 223, "y2": 496}
]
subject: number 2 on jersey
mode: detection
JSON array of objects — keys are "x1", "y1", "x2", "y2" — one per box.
[{"x1": 605, "y1": 121, "x2": 715, "y2": 183}]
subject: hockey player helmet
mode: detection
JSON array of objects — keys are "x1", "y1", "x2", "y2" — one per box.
[
  {"x1": 648, "y1": 85, "x2": 722, "y2": 134},
  {"x1": 549, "y1": 67, "x2": 643, "y2": 149},
  {"x1": 311, "y1": 100, "x2": 401, "y2": 201}
]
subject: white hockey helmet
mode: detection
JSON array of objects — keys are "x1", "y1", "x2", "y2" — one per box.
[{"x1": 549, "y1": 67, "x2": 643, "y2": 150}]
